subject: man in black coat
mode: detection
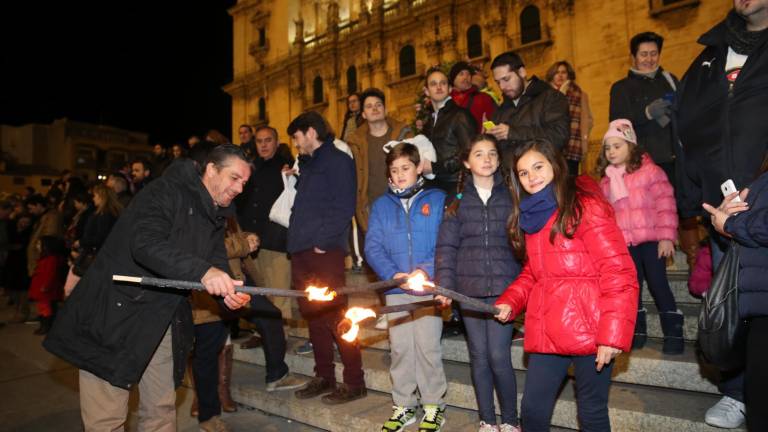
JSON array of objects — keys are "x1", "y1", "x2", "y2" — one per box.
[
  {"x1": 676, "y1": 3, "x2": 768, "y2": 429},
  {"x1": 237, "y1": 125, "x2": 294, "y2": 319},
  {"x1": 44, "y1": 145, "x2": 252, "y2": 431},
  {"x1": 489, "y1": 51, "x2": 569, "y2": 169},
  {"x1": 609, "y1": 32, "x2": 679, "y2": 181},
  {"x1": 422, "y1": 66, "x2": 477, "y2": 194}
]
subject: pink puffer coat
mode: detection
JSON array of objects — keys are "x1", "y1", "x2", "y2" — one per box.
[{"x1": 600, "y1": 155, "x2": 678, "y2": 245}]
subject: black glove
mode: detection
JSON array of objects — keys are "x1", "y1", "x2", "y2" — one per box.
[{"x1": 646, "y1": 98, "x2": 672, "y2": 120}]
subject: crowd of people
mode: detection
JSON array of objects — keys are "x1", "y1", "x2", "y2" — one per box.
[{"x1": 0, "y1": 2, "x2": 766, "y2": 431}]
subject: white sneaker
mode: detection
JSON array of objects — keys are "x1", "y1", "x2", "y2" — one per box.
[
  {"x1": 375, "y1": 315, "x2": 388, "y2": 330},
  {"x1": 705, "y1": 396, "x2": 745, "y2": 428},
  {"x1": 499, "y1": 424, "x2": 521, "y2": 432},
  {"x1": 478, "y1": 421, "x2": 499, "y2": 432}
]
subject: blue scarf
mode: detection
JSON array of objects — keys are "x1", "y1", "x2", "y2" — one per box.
[{"x1": 519, "y1": 183, "x2": 558, "y2": 234}]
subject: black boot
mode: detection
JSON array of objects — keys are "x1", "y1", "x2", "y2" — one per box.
[
  {"x1": 34, "y1": 316, "x2": 51, "y2": 335},
  {"x1": 660, "y1": 310, "x2": 684, "y2": 355},
  {"x1": 632, "y1": 308, "x2": 647, "y2": 350}
]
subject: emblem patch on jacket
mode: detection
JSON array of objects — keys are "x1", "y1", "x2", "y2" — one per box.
[
  {"x1": 189, "y1": 207, "x2": 194, "y2": 216},
  {"x1": 421, "y1": 203, "x2": 431, "y2": 216}
]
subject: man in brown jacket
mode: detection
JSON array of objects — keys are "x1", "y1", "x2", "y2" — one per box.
[{"x1": 347, "y1": 87, "x2": 412, "y2": 233}]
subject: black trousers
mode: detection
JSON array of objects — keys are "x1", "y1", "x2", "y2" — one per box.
[
  {"x1": 192, "y1": 321, "x2": 229, "y2": 423},
  {"x1": 745, "y1": 316, "x2": 768, "y2": 431},
  {"x1": 241, "y1": 294, "x2": 289, "y2": 383}
]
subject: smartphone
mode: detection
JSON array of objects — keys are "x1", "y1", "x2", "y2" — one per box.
[
  {"x1": 721, "y1": 179, "x2": 742, "y2": 203},
  {"x1": 482, "y1": 120, "x2": 496, "y2": 130}
]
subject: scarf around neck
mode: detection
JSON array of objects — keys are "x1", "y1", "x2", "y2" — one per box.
[
  {"x1": 726, "y1": 9, "x2": 768, "y2": 55},
  {"x1": 605, "y1": 164, "x2": 629, "y2": 204},
  {"x1": 519, "y1": 182, "x2": 558, "y2": 234},
  {"x1": 389, "y1": 176, "x2": 425, "y2": 199}
]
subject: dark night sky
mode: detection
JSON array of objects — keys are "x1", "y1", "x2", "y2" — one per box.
[{"x1": 1, "y1": 1, "x2": 237, "y2": 146}]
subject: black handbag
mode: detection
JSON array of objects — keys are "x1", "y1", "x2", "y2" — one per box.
[
  {"x1": 72, "y1": 247, "x2": 97, "y2": 277},
  {"x1": 697, "y1": 241, "x2": 746, "y2": 370}
]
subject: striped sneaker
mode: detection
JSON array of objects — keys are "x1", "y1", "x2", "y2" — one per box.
[
  {"x1": 382, "y1": 406, "x2": 416, "y2": 432},
  {"x1": 418, "y1": 405, "x2": 445, "y2": 432}
]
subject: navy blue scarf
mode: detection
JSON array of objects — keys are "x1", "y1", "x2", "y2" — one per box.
[{"x1": 519, "y1": 183, "x2": 557, "y2": 234}]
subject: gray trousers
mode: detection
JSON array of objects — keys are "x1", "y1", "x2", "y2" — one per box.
[{"x1": 386, "y1": 293, "x2": 447, "y2": 407}]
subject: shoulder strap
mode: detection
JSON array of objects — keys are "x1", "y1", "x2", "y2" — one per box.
[{"x1": 396, "y1": 125, "x2": 412, "y2": 141}]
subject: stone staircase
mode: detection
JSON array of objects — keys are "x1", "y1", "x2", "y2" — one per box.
[{"x1": 229, "y1": 251, "x2": 744, "y2": 431}]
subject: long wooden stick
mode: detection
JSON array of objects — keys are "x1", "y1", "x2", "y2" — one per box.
[{"x1": 333, "y1": 277, "x2": 408, "y2": 295}]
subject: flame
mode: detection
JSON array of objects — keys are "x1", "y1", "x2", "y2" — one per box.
[
  {"x1": 340, "y1": 307, "x2": 377, "y2": 342},
  {"x1": 405, "y1": 273, "x2": 435, "y2": 292},
  {"x1": 305, "y1": 285, "x2": 337, "y2": 301}
]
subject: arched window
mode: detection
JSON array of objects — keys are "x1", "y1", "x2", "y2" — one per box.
[
  {"x1": 520, "y1": 5, "x2": 542, "y2": 45},
  {"x1": 258, "y1": 97, "x2": 266, "y2": 121},
  {"x1": 467, "y1": 24, "x2": 482, "y2": 59},
  {"x1": 399, "y1": 45, "x2": 416, "y2": 78},
  {"x1": 313, "y1": 76, "x2": 324, "y2": 104},
  {"x1": 346, "y1": 66, "x2": 358, "y2": 95}
]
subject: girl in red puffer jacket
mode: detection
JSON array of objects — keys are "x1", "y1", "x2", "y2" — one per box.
[
  {"x1": 494, "y1": 139, "x2": 638, "y2": 432},
  {"x1": 597, "y1": 119, "x2": 683, "y2": 355}
]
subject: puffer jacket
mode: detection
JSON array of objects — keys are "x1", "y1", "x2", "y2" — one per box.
[
  {"x1": 496, "y1": 176, "x2": 638, "y2": 355},
  {"x1": 365, "y1": 187, "x2": 446, "y2": 295},
  {"x1": 599, "y1": 154, "x2": 678, "y2": 245},
  {"x1": 435, "y1": 173, "x2": 521, "y2": 297},
  {"x1": 723, "y1": 171, "x2": 768, "y2": 318}
]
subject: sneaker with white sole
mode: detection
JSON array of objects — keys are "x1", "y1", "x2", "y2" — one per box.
[
  {"x1": 478, "y1": 421, "x2": 499, "y2": 432},
  {"x1": 266, "y1": 372, "x2": 307, "y2": 392},
  {"x1": 294, "y1": 341, "x2": 313, "y2": 355},
  {"x1": 375, "y1": 315, "x2": 389, "y2": 330},
  {"x1": 381, "y1": 405, "x2": 416, "y2": 432},
  {"x1": 705, "y1": 396, "x2": 745, "y2": 428},
  {"x1": 419, "y1": 404, "x2": 445, "y2": 432},
  {"x1": 498, "y1": 423, "x2": 521, "y2": 432}
]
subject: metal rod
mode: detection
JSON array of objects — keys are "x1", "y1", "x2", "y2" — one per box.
[
  {"x1": 334, "y1": 277, "x2": 408, "y2": 295},
  {"x1": 417, "y1": 284, "x2": 500, "y2": 315},
  {"x1": 113, "y1": 275, "x2": 308, "y2": 298}
]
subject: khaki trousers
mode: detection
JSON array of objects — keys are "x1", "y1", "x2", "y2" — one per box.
[
  {"x1": 79, "y1": 327, "x2": 175, "y2": 432},
  {"x1": 253, "y1": 248, "x2": 293, "y2": 320}
]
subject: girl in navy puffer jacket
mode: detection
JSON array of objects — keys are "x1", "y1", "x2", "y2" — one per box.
[
  {"x1": 365, "y1": 143, "x2": 448, "y2": 432},
  {"x1": 436, "y1": 134, "x2": 522, "y2": 432}
]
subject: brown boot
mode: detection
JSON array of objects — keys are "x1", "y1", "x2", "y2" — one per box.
[
  {"x1": 679, "y1": 217, "x2": 701, "y2": 272},
  {"x1": 218, "y1": 344, "x2": 237, "y2": 413}
]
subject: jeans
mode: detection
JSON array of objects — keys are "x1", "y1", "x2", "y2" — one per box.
[
  {"x1": 460, "y1": 296, "x2": 518, "y2": 425},
  {"x1": 192, "y1": 321, "x2": 229, "y2": 422},
  {"x1": 522, "y1": 354, "x2": 613, "y2": 432},
  {"x1": 241, "y1": 294, "x2": 290, "y2": 383},
  {"x1": 628, "y1": 242, "x2": 676, "y2": 312}
]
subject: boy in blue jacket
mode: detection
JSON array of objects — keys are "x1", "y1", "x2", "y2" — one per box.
[{"x1": 365, "y1": 142, "x2": 448, "y2": 432}]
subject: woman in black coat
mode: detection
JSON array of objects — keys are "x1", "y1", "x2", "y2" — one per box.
[{"x1": 704, "y1": 161, "x2": 768, "y2": 431}]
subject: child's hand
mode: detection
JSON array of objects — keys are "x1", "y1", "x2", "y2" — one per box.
[
  {"x1": 393, "y1": 273, "x2": 410, "y2": 288},
  {"x1": 657, "y1": 240, "x2": 675, "y2": 259},
  {"x1": 595, "y1": 345, "x2": 622, "y2": 371},
  {"x1": 434, "y1": 295, "x2": 452, "y2": 307},
  {"x1": 494, "y1": 304, "x2": 513, "y2": 322}
]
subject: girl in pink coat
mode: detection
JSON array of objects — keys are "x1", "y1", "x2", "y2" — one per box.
[{"x1": 598, "y1": 119, "x2": 683, "y2": 354}]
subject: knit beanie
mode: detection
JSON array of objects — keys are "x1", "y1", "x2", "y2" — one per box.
[
  {"x1": 449, "y1": 61, "x2": 473, "y2": 87},
  {"x1": 603, "y1": 119, "x2": 637, "y2": 145}
]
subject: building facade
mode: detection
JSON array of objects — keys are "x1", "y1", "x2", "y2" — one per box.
[
  {"x1": 226, "y1": 0, "x2": 728, "y2": 172},
  {"x1": 0, "y1": 118, "x2": 149, "y2": 194}
]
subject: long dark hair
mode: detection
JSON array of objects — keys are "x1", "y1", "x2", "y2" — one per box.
[
  {"x1": 507, "y1": 139, "x2": 590, "y2": 259},
  {"x1": 446, "y1": 134, "x2": 510, "y2": 217}
]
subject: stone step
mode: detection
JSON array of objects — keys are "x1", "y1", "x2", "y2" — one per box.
[
  {"x1": 241, "y1": 328, "x2": 717, "y2": 395},
  {"x1": 642, "y1": 275, "x2": 700, "y2": 305},
  {"x1": 231, "y1": 362, "x2": 555, "y2": 431},
  {"x1": 233, "y1": 341, "x2": 740, "y2": 432}
]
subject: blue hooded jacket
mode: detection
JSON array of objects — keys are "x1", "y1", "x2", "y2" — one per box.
[{"x1": 365, "y1": 187, "x2": 446, "y2": 295}]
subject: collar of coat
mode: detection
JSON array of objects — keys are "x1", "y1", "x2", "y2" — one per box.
[
  {"x1": 500, "y1": 76, "x2": 548, "y2": 109},
  {"x1": 163, "y1": 159, "x2": 222, "y2": 224}
]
